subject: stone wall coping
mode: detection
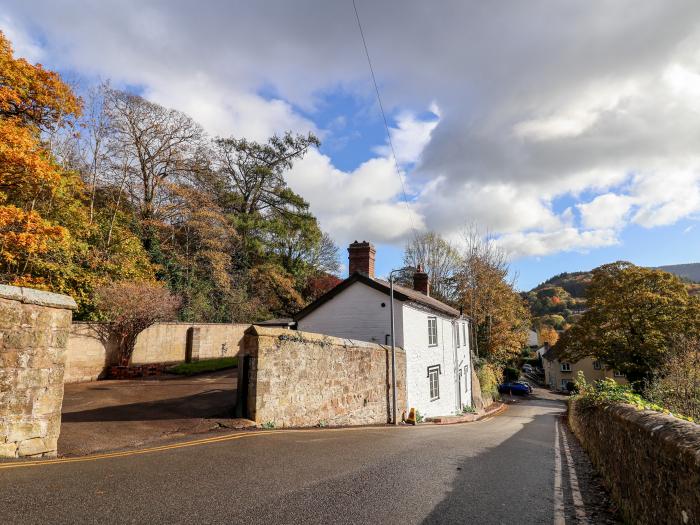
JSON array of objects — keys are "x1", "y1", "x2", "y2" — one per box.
[
  {"x1": 0, "y1": 284, "x2": 77, "y2": 310},
  {"x1": 71, "y1": 320, "x2": 250, "y2": 327},
  {"x1": 601, "y1": 402, "x2": 700, "y2": 465},
  {"x1": 245, "y1": 325, "x2": 405, "y2": 353}
]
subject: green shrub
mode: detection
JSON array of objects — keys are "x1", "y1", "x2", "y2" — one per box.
[
  {"x1": 504, "y1": 367, "x2": 519, "y2": 382},
  {"x1": 462, "y1": 405, "x2": 476, "y2": 414},
  {"x1": 573, "y1": 372, "x2": 694, "y2": 422},
  {"x1": 477, "y1": 362, "x2": 502, "y2": 400}
]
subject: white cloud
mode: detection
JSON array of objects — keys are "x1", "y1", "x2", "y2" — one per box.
[{"x1": 4, "y1": 1, "x2": 700, "y2": 259}]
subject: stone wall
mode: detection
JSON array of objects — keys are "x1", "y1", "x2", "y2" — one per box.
[
  {"x1": 64, "y1": 322, "x2": 249, "y2": 383},
  {"x1": 240, "y1": 326, "x2": 407, "y2": 427},
  {"x1": 569, "y1": 399, "x2": 700, "y2": 525},
  {"x1": 0, "y1": 285, "x2": 76, "y2": 458}
]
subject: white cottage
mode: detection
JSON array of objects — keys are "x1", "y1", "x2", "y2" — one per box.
[{"x1": 294, "y1": 241, "x2": 472, "y2": 419}]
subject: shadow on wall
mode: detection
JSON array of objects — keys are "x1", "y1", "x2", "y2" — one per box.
[{"x1": 64, "y1": 322, "x2": 249, "y2": 383}]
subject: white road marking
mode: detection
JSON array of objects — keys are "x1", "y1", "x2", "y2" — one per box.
[
  {"x1": 554, "y1": 419, "x2": 566, "y2": 525},
  {"x1": 561, "y1": 422, "x2": 590, "y2": 524}
]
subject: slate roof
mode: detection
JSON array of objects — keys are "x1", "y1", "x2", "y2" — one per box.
[{"x1": 294, "y1": 272, "x2": 461, "y2": 321}]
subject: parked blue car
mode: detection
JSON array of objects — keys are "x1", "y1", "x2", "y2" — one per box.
[{"x1": 498, "y1": 382, "x2": 531, "y2": 395}]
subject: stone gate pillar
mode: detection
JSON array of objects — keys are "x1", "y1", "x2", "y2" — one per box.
[{"x1": 0, "y1": 285, "x2": 77, "y2": 458}]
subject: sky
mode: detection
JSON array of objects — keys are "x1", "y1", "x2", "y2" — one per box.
[{"x1": 3, "y1": 0, "x2": 700, "y2": 290}]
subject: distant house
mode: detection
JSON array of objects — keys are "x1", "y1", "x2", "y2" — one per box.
[
  {"x1": 526, "y1": 329, "x2": 539, "y2": 349},
  {"x1": 542, "y1": 347, "x2": 627, "y2": 391},
  {"x1": 295, "y1": 241, "x2": 472, "y2": 418}
]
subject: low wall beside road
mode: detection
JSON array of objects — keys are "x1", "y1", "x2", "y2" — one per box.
[
  {"x1": 568, "y1": 399, "x2": 700, "y2": 525},
  {"x1": 65, "y1": 322, "x2": 249, "y2": 383},
  {"x1": 239, "y1": 326, "x2": 407, "y2": 427}
]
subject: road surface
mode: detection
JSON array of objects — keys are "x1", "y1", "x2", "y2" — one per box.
[{"x1": 0, "y1": 393, "x2": 618, "y2": 524}]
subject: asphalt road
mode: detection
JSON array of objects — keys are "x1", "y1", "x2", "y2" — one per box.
[{"x1": 0, "y1": 394, "x2": 618, "y2": 524}]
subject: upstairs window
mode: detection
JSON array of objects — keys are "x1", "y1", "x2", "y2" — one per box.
[
  {"x1": 593, "y1": 361, "x2": 601, "y2": 370},
  {"x1": 454, "y1": 324, "x2": 460, "y2": 347},
  {"x1": 461, "y1": 323, "x2": 467, "y2": 347},
  {"x1": 428, "y1": 365, "x2": 440, "y2": 400},
  {"x1": 561, "y1": 362, "x2": 572, "y2": 372},
  {"x1": 428, "y1": 317, "x2": 438, "y2": 346}
]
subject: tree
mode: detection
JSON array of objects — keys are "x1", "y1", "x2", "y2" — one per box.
[
  {"x1": 403, "y1": 231, "x2": 461, "y2": 304},
  {"x1": 0, "y1": 31, "x2": 81, "y2": 286},
  {"x1": 212, "y1": 131, "x2": 319, "y2": 262},
  {"x1": 554, "y1": 261, "x2": 700, "y2": 387},
  {"x1": 455, "y1": 226, "x2": 530, "y2": 364},
  {"x1": 103, "y1": 88, "x2": 204, "y2": 236},
  {"x1": 95, "y1": 281, "x2": 181, "y2": 366},
  {"x1": 538, "y1": 325, "x2": 559, "y2": 346}
]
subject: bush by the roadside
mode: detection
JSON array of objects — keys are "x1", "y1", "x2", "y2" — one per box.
[
  {"x1": 574, "y1": 372, "x2": 694, "y2": 423},
  {"x1": 169, "y1": 357, "x2": 238, "y2": 376},
  {"x1": 476, "y1": 362, "x2": 502, "y2": 402}
]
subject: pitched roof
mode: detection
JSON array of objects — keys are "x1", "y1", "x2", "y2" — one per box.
[{"x1": 294, "y1": 272, "x2": 461, "y2": 320}]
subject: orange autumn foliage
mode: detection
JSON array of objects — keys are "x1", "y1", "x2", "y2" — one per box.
[{"x1": 0, "y1": 30, "x2": 80, "y2": 278}]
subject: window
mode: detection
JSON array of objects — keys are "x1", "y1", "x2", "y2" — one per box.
[
  {"x1": 561, "y1": 362, "x2": 572, "y2": 372},
  {"x1": 454, "y1": 324, "x2": 460, "y2": 347},
  {"x1": 461, "y1": 323, "x2": 467, "y2": 348},
  {"x1": 428, "y1": 365, "x2": 440, "y2": 400},
  {"x1": 463, "y1": 365, "x2": 469, "y2": 391},
  {"x1": 561, "y1": 379, "x2": 570, "y2": 390},
  {"x1": 593, "y1": 361, "x2": 601, "y2": 370},
  {"x1": 614, "y1": 370, "x2": 625, "y2": 377},
  {"x1": 428, "y1": 317, "x2": 438, "y2": 346}
]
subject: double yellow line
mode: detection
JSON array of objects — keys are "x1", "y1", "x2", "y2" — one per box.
[{"x1": 0, "y1": 430, "x2": 268, "y2": 470}]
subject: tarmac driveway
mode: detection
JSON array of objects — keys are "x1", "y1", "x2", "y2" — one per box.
[{"x1": 59, "y1": 369, "x2": 246, "y2": 456}]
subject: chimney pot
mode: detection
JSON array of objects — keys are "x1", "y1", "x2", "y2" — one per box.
[{"x1": 348, "y1": 241, "x2": 376, "y2": 278}]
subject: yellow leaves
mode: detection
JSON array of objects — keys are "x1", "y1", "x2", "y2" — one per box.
[
  {"x1": 0, "y1": 31, "x2": 81, "y2": 129},
  {"x1": 0, "y1": 205, "x2": 67, "y2": 265}
]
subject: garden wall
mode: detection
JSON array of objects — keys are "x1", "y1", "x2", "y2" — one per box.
[
  {"x1": 239, "y1": 326, "x2": 407, "y2": 427},
  {"x1": 569, "y1": 399, "x2": 700, "y2": 525},
  {"x1": 0, "y1": 285, "x2": 76, "y2": 457},
  {"x1": 64, "y1": 322, "x2": 249, "y2": 383}
]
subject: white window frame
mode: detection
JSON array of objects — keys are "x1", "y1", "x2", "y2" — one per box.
[
  {"x1": 428, "y1": 365, "x2": 440, "y2": 400},
  {"x1": 614, "y1": 370, "x2": 625, "y2": 377},
  {"x1": 463, "y1": 365, "x2": 469, "y2": 391},
  {"x1": 454, "y1": 324, "x2": 460, "y2": 347},
  {"x1": 428, "y1": 317, "x2": 438, "y2": 347},
  {"x1": 560, "y1": 362, "x2": 572, "y2": 372},
  {"x1": 593, "y1": 360, "x2": 601, "y2": 370},
  {"x1": 461, "y1": 323, "x2": 467, "y2": 348}
]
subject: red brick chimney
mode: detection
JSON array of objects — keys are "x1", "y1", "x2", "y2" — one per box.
[
  {"x1": 413, "y1": 264, "x2": 430, "y2": 296},
  {"x1": 348, "y1": 241, "x2": 376, "y2": 278}
]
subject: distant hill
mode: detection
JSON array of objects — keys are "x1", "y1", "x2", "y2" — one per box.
[
  {"x1": 656, "y1": 263, "x2": 700, "y2": 283},
  {"x1": 524, "y1": 263, "x2": 700, "y2": 331}
]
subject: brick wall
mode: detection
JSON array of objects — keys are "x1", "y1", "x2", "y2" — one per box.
[
  {"x1": 569, "y1": 399, "x2": 700, "y2": 524},
  {"x1": 240, "y1": 326, "x2": 407, "y2": 427},
  {"x1": 64, "y1": 322, "x2": 249, "y2": 383},
  {"x1": 0, "y1": 285, "x2": 76, "y2": 458}
]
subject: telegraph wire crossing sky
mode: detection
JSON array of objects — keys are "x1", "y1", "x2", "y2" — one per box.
[{"x1": 2, "y1": 1, "x2": 700, "y2": 288}]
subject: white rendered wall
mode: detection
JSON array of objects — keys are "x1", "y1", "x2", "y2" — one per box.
[
  {"x1": 401, "y1": 303, "x2": 459, "y2": 418},
  {"x1": 297, "y1": 282, "x2": 404, "y2": 347}
]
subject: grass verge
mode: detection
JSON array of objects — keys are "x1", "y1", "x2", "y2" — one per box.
[{"x1": 169, "y1": 357, "x2": 238, "y2": 376}]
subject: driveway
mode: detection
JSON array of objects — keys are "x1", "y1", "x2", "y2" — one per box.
[
  {"x1": 59, "y1": 369, "x2": 246, "y2": 456},
  {"x1": 4, "y1": 392, "x2": 619, "y2": 524}
]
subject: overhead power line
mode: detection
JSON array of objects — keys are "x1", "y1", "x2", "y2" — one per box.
[{"x1": 352, "y1": 0, "x2": 418, "y2": 238}]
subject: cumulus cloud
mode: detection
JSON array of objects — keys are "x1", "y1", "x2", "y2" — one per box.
[{"x1": 4, "y1": 0, "x2": 700, "y2": 258}]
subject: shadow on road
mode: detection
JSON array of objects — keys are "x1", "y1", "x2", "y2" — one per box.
[{"x1": 61, "y1": 388, "x2": 236, "y2": 422}]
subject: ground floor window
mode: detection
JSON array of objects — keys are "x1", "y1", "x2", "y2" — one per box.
[
  {"x1": 560, "y1": 379, "x2": 570, "y2": 390},
  {"x1": 593, "y1": 360, "x2": 601, "y2": 370},
  {"x1": 614, "y1": 370, "x2": 625, "y2": 377},
  {"x1": 428, "y1": 365, "x2": 440, "y2": 400},
  {"x1": 463, "y1": 365, "x2": 469, "y2": 391}
]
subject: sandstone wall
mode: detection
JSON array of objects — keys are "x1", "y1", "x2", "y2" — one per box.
[
  {"x1": 64, "y1": 322, "x2": 249, "y2": 383},
  {"x1": 569, "y1": 399, "x2": 700, "y2": 525},
  {"x1": 0, "y1": 285, "x2": 76, "y2": 458},
  {"x1": 241, "y1": 326, "x2": 407, "y2": 427}
]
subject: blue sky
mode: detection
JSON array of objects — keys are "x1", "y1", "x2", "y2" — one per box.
[{"x1": 3, "y1": 1, "x2": 700, "y2": 291}]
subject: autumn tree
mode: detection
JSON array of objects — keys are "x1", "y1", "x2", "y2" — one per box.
[
  {"x1": 538, "y1": 325, "x2": 559, "y2": 346},
  {"x1": 402, "y1": 231, "x2": 461, "y2": 304},
  {"x1": 0, "y1": 31, "x2": 81, "y2": 284},
  {"x1": 95, "y1": 281, "x2": 181, "y2": 366},
  {"x1": 455, "y1": 227, "x2": 530, "y2": 364},
  {"x1": 554, "y1": 261, "x2": 700, "y2": 387},
  {"x1": 103, "y1": 88, "x2": 204, "y2": 245}
]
